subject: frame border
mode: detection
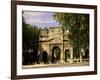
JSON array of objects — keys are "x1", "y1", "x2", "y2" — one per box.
[{"x1": 11, "y1": 1, "x2": 97, "y2": 80}]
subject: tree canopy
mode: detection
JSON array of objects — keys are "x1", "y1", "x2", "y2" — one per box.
[
  {"x1": 22, "y1": 16, "x2": 40, "y2": 64},
  {"x1": 53, "y1": 13, "x2": 89, "y2": 57}
]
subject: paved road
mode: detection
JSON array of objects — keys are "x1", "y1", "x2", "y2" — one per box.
[{"x1": 23, "y1": 62, "x2": 89, "y2": 69}]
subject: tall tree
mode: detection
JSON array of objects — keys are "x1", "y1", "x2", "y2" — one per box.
[
  {"x1": 53, "y1": 13, "x2": 89, "y2": 60},
  {"x1": 22, "y1": 12, "x2": 40, "y2": 64}
]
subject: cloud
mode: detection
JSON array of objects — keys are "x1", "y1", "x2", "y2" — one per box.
[{"x1": 23, "y1": 11, "x2": 59, "y2": 27}]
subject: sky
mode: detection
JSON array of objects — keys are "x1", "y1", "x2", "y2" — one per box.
[{"x1": 23, "y1": 11, "x2": 60, "y2": 28}]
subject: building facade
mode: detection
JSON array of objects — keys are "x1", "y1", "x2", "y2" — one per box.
[{"x1": 39, "y1": 27, "x2": 73, "y2": 63}]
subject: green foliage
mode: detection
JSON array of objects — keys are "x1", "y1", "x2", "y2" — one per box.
[
  {"x1": 22, "y1": 16, "x2": 40, "y2": 65},
  {"x1": 53, "y1": 13, "x2": 89, "y2": 56},
  {"x1": 22, "y1": 18, "x2": 40, "y2": 53}
]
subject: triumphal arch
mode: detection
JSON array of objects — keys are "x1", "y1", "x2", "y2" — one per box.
[{"x1": 39, "y1": 27, "x2": 73, "y2": 63}]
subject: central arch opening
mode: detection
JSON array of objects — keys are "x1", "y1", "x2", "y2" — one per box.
[{"x1": 52, "y1": 46, "x2": 61, "y2": 63}]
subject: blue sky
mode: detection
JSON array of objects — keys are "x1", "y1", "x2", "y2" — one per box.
[{"x1": 23, "y1": 11, "x2": 60, "y2": 28}]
